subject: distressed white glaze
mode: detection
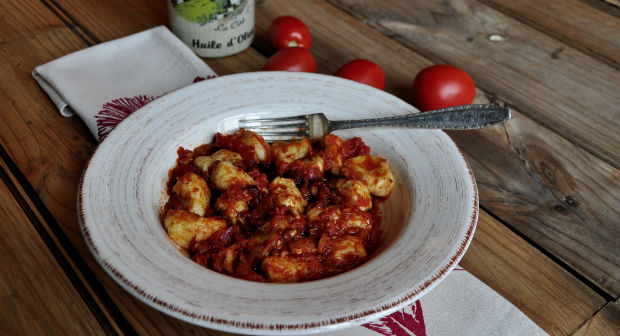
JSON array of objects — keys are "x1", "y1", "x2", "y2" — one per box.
[{"x1": 78, "y1": 72, "x2": 478, "y2": 335}]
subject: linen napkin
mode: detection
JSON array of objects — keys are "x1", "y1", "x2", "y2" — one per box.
[
  {"x1": 33, "y1": 26, "x2": 547, "y2": 336},
  {"x1": 32, "y1": 26, "x2": 216, "y2": 141},
  {"x1": 325, "y1": 268, "x2": 547, "y2": 336}
]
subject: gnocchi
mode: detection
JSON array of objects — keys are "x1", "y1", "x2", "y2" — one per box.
[
  {"x1": 164, "y1": 210, "x2": 227, "y2": 249},
  {"x1": 210, "y1": 161, "x2": 255, "y2": 192},
  {"x1": 163, "y1": 130, "x2": 395, "y2": 283},
  {"x1": 195, "y1": 149, "x2": 242, "y2": 175},
  {"x1": 171, "y1": 172, "x2": 210, "y2": 216},
  {"x1": 269, "y1": 177, "x2": 307, "y2": 217},
  {"x1": 342, "y1": 155, "x2": 395, "y2": 197}
]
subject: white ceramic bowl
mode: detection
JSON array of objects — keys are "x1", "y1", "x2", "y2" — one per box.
[{"x1": 79, "y1": 72, "x2": 477, "y2": 335}]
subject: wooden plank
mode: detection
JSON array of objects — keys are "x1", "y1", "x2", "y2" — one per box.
[
  {"x1": 0, "y1": 0, "x2": 66, "y2": 41},
  {"x1": 252, "y1": 0, "x2": 620, "y2": 294},
  {"x1": 328, "y1": 0, "x2": 620, "y2": 170},
  {"x1": 53, "y1": 0, "x2": 609, "y2": 333},
  {"x1": 448, "y1": 92, "x2": 620, "y2": 295},
  {"x1": 0, "y1": 23, "x2": 243, "y2": 336},
  {"x1": 1, "y1": 0, "x2": 609, "y2": 334},
  {"x1": 0, "y1": 152, "x2": 129, "y2": 335},
  {"x1": 51, "y1": 0, "x2": 267, "y2": 74},
  {"x1": 58, "y1": 0, "x2": 620, "y2": 296},
  {"x1": 253, "y1": 1, "x2": 431, "y2": 100},
  {"x1": 460, "y1": 212, "x2": 606, "y2": 335},
  {"x1": 256, "y1": 0, "x2": 620, "y2": 296},
  {"x1": 587, "y1": 0, "x2": 620, "y2": 11},
  {"x1": 0, "y1": 171, "x2": 105, "y2": 335},
  {"x1": 479, "y1": 0, "x2": 619, "y2": 68},
  {"x1": 54, "y1": 0, "x2": 169, "y2": 42},
  {"x1": 572, "y1": 299, "x2": 620, "y2": 336},
  {"x1": 605, "y1": 0, "x2": 620, "y2": 8}
]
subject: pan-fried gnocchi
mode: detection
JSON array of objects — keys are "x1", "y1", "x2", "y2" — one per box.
[
  {"x1": 164, "y1": 210, "x2": 227, "y2": 249},
  {"x1": 194, "y1": 149, "x2": 242, "y2": 175},
  {"x1": 171, "y1": 172, "x2": 210, "y2": 216},
  {"x1": 210, "y1": 161, "x2": 255, "y2": 192},
  {"x1": 163, "y1": 129, "x2": 395, "y2": 283},
  {"x1": 342, "y1": 155, "x2": 395, "y2": 197}
]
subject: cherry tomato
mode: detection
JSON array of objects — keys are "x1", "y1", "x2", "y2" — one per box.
[
  {"x1": 262, "y1": 47, "x2": 317, "y2": 72},
  {"x1": 269, "y1": 15, "x2": 312, "y2": 50},
  {"x1": 333, "y1": 59, "x2": 385, "y2": 90},
  {"x1": 412, "y1": 64, "x2": 476, "y2": 111}
]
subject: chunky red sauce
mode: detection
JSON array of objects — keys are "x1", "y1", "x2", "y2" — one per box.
[{"x1": 163, "y1": 129, "x2": 393, "y2": 283}]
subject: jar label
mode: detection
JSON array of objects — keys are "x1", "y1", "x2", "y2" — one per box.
[{"x1": 169, "y1": 0, "x2": 255, "y2": 58}]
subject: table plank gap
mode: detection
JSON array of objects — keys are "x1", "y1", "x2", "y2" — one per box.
[
  {"x1": 40, "y1": 0, "x2": 100, "y2": 45},
  {"x1": 584, "y1": 0, "x2": 620, "y2": 11},
  {"x1": 253, "y1": 0, "x2": 620, "y2": 297},
  {"x1": 480, "y1": 203, "x2": 614, "y2": 302},
  {"x1": 54, "y1": 0, "x2": 169, "y2": 42},
  {"x1": 0, "y1": 145, "x2": 132, "y2": 336},
  {"x1": 461, "y1": 211, "x2": 606, "y2": 335},
  {"x1": 4, "y1": 0, "x2": 617, "y2": 334},
  {"x1": 327, "y1": 0, "x2": 620, "y2": 169},
  {"x1": 478, "y1": 0, "x2": 618, "y2": 68},
  {"x1": 449, "y1": 91, "x2": 620, "y2": 296},
  {"x1": 0, "y1": 16, "x2": 250, "y2": 333},
  {"x1": 572, "y1": 298, "x2": 620, "y2": 335},
  {"x1": 0, "y1": 161, "x2": 106, "y2": 335}
]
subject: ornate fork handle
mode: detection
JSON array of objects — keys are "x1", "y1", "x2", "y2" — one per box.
[{"x1": 327, "y1": 104, "x2": 510, "y2": 132}]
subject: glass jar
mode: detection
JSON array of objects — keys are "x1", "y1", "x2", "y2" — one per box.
[{"x1": 168, "y1": 0, "x2": 255, "y2": 57}]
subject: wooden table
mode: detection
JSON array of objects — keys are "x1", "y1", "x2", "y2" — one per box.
[{"x1": 1, "y1": 0, "x2": 618, "y2": 335}]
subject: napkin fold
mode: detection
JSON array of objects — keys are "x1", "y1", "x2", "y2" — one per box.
[
  {"x1": 32, "y1": 26, "x2": 216, "y2": 141},
  {"x1": 33, "y1": 26, "x2": 547, "y2": 336},
  {"x1": 327, "y1": 268, "x2": 546, "y2": 336}
]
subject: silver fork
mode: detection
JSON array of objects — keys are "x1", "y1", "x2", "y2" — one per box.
[{"x1": 238, "y1": 104, "x2": 510, "y2": 141}]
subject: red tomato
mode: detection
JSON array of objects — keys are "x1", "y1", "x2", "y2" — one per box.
[
  {"x1": 333, "y1": 59, "x2": 385, "y2": 90},
  {"x1": 269, "y1": 15, "x2": 312, "y2": 50},
  {"x1": 412, "y1": 64, "x2": 476, "y2": 111},
  {"x1": 262, "y1": 47, "x2": 317, "y2": 72}
]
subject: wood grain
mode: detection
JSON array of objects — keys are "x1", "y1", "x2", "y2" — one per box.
[
  {"x1": 328, "y1": 0, "x2": 620, "y2": 170},
  {"x1": 0, "y1": 25, "x2": 241, "y2": 336},
  {"x1": 253, "y1": 1, "x2": 432, "y2": 105},
  {"x1": 253, "y1": 0, "x2": 620, "y2": 296},
  {"x1": 0, "y1": 152, "x2": 131, "y2": 335},
  {"x1": 52, "y1": 0, "x2": 620, "y2": 298},
  {"x1": 0, "y1": 171, "x2": 104, "y2": 335},
  {"x1": 460, "y1": 211, "x2": 605, "y2": 335},
  {"x1": 573, "y1": 299, "x2": 620, "y2": 336},
  {"x1": 605, "y1": 0, "x2": 620, "y2": 7},
  {"x1": 449, "y1": 91, "x2": 620, "y2": 296},
  {"x1": 479, "y1": 0, "x2": 619, "y2": 68},
  {"x1": 0, "y1": 0, "x2": 65, "y2": 42},
  {"x1": 0, "y1": 4, "x2": 241, "y2": 334},
  {"x1": 252, "y1": 0, "x2": 620, "y2": 296},
  {"x1": 54, "y1": 0, "x2": 169, "y2": 43},
  {"x1": 0, "y1": 0, "x2": 614, "y2": 334}
]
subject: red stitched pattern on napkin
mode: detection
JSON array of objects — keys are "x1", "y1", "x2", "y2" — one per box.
[
  {"x1": 95, "y1": 76, "x2": 216, "y2": 140},
  {"x1": 193, "y1": 75, "x2": 217, "y2": 82},
  {"x1": 95, "y1": 95, "x2": 156, "y2": 140},
  {"x1": 363, "y1": 300, "x2": 426, "y2": 336}
]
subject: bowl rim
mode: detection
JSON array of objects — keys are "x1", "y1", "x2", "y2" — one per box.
[{"x1": 78, "y1": 71, "x2": 479, "y2": 334}]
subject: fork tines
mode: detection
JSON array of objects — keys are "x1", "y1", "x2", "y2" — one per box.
[{"x1": 238, "y1": 115, "x2": 309, "y2": 141}]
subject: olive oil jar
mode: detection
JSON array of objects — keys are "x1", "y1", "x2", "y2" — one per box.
[{"x1": 168, "y1": 0, "x2": 255, "y2": 57}]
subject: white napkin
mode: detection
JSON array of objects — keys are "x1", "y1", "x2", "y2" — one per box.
[
  {"x1": 324, "y1": 268, "x2": 547, "y2": 336},
  {"x1": 33, "y1": 27, "x2": 547, "y2": 336},
  {"x1": 32, "y1": 26, "x2": 216, "y2": 141}
]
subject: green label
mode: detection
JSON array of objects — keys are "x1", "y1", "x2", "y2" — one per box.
[{"x1": 171, "y1": 0, "x2": 245, "y2": 25}]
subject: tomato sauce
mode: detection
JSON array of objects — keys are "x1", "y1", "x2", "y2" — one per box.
[
  {"x1": 163, "y1": 130, "x2": 392, "y2": 283},
  {"x1": 215, "y1": 130, "x2": 259, "y2": 168}
]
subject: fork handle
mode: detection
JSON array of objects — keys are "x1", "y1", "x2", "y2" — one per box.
[{"x1": 328, "y1": 104, "x2": 511, "y2": 131}]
